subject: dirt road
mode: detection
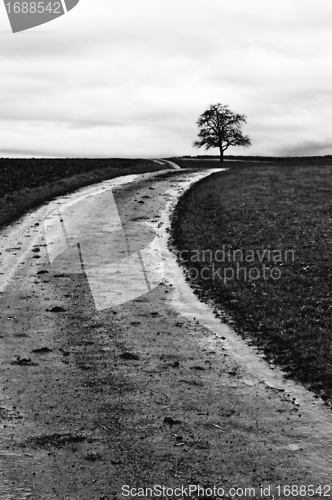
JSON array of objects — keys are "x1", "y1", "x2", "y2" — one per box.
[{"x1": 0, "y1": 167, "x2": 331, "y2": 499}]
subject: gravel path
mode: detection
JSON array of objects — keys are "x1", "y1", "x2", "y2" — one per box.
[{"x1": 0, "y1": 167, "x2": 330, "y2": 499}]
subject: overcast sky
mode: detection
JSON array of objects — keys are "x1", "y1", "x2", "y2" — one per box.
[{"x1": 1, "y1": 0, "x2": 332, "y2": 158}]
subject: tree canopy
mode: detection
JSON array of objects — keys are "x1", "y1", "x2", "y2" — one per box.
[{"x1": 193, "y1": 103, "x2": 252, "y2": 161}]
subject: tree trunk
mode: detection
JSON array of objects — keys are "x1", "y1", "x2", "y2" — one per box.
[{"x1": 219, "y1": 147, "x2": 224, "y2": 162}]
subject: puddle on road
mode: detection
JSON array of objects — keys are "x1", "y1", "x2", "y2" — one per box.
[
  {"x1": 0, "y1": 406, "x2": 35, "y2": 498},
  {"x1": 0, "y1": 451, "x2": 34, "y2": 499}
]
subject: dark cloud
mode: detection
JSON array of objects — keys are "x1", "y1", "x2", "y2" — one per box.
[{"x1": 277, "y1": 139, "x2": 332, "y2": 157}]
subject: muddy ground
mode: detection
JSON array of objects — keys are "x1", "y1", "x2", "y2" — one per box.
[{"x1": 0, "y1": 168, "x2": 331, "y2": 499}]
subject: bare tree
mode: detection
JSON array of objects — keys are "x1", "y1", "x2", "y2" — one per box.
[{"x1": 193, "y1": 103, "x2": 252, "y2": 162}]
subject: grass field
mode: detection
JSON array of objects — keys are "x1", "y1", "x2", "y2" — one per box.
[
  {"x1": 170, "y1": 158, "x2": 332, "y2": 403},
  {"x1": 0, "y1": 158, "x2": 166, "y2": 229}
]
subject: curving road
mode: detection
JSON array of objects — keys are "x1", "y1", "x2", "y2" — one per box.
[{"x1": 0, "y1": 164, "x2": 331, "y2": 498}]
